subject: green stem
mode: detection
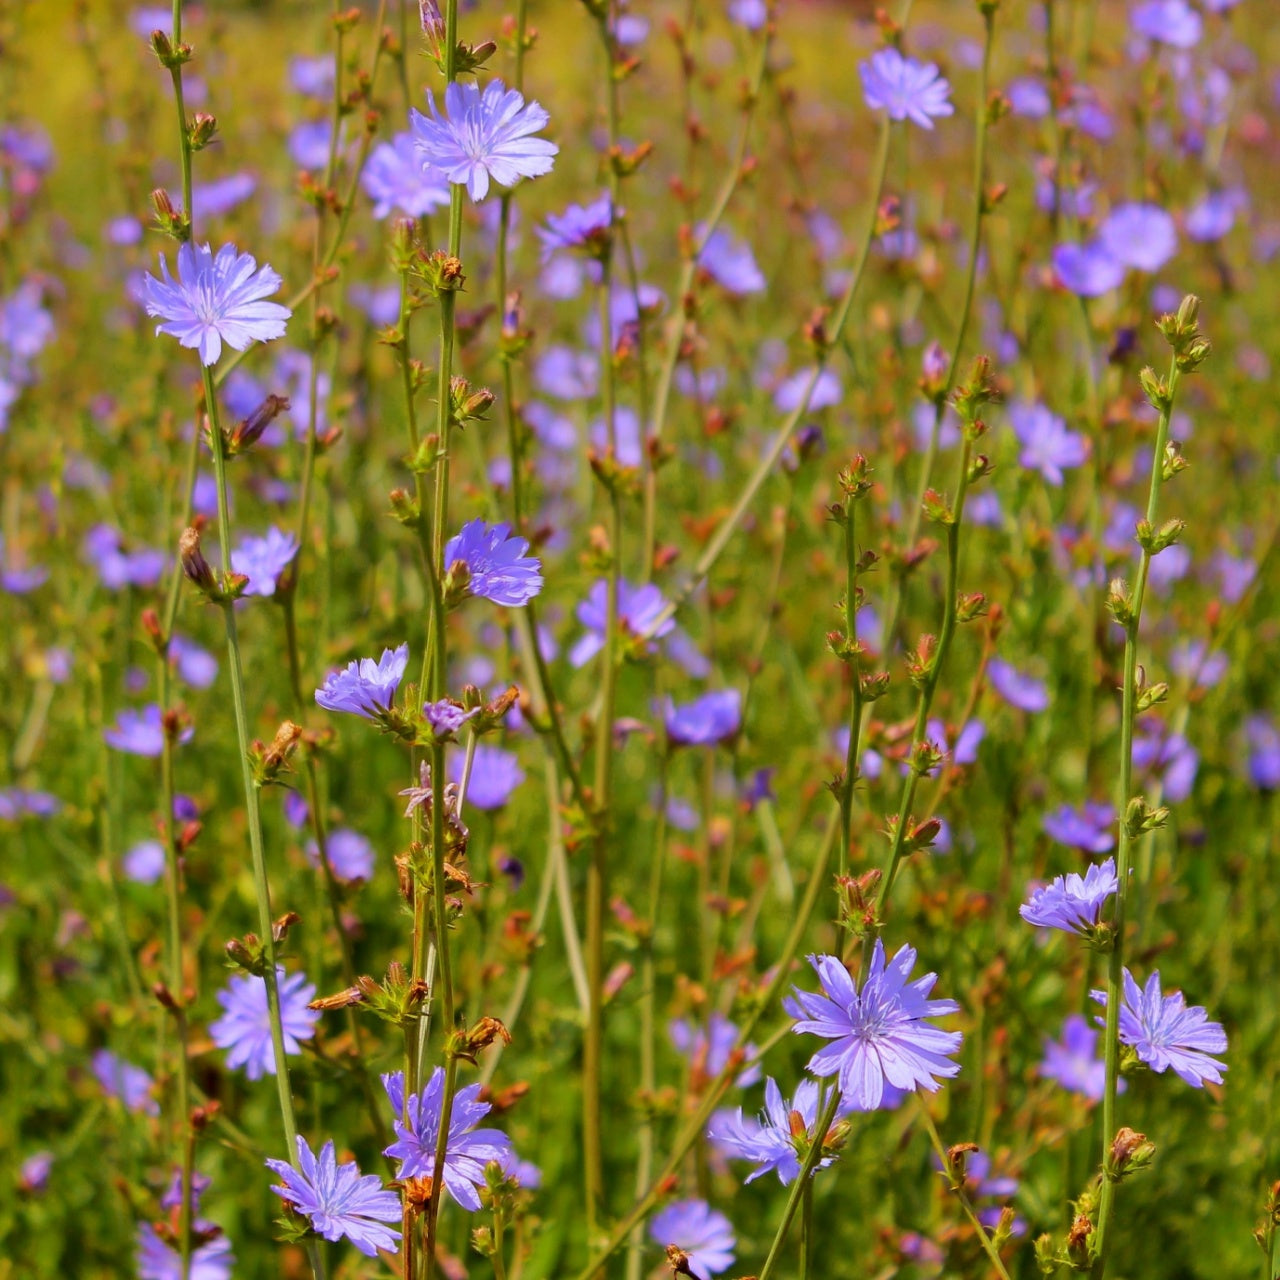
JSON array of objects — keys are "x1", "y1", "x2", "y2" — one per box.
[{"x1": 837, "y1": 494, "x2": 864, "y2": 879}]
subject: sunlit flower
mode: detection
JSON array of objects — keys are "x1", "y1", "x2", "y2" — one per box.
[
  {"x1": 649, "y1": 1200, "x2": 736, "y2": 1280},
  {"x1": 860, "y1": 48, "x2": 954, "y2": 129},
  {"x1": 209, "y1": 967, "x2": 319, "y2": 1080}
]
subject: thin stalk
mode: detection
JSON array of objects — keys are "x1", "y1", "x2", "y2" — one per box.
[
  {"x1": 837, "y1": 493, "x2": 864, "y2": 879},
  {"x1": 1090, "y1": 355, "x2": 1183, "y2": 1275},
  {"x1": 798, "y1": 1178, "x2": 815, "y2": 1280}
]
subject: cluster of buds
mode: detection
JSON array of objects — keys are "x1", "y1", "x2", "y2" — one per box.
[
  {"x1": 1105, "y1": 1127, "x2": 1155, "y2": 1182},
  {"x1": 836, "y1": 868, "x2": 882, "y2": 937},
  {"x1": 1155, "y1": 293, "x2": 1212, "y2": 373},
  {"x1": 413, "y1": 249, "x2": 466, "y2": 296},
  {"x1": 952, "y1": 353, "x2": 999, "y2": 444},
  {"x1": 448, "y1": 375, "x2": 495, "y2": 429},
  {"x1": 150, "y1": 187, "x2": 190, "y2": 243},
  {"x1": 225, "y1": 913, "x2": 301, "y2": 977},
  {"x1": 179, "y1": 525, "x2": 247, "y2": 604},
  {"x1": 1123, "y1": 795, "x2": 1169, "y2": 838},
  {"x1": 309, "y1": 961, "x2": 430, "y2": 1028},
  {"x1": 249, "y1": 721, "x2": 304, "y2": 788},
  {"x1": 884, "y1": 812, "x2": 944, "y2": 854}
]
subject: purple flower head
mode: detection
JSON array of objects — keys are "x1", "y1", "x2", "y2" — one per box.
[
  {"x1": 137, "y1": 1223, "x2": 233, "y2": 1280},
  {"x1": 588, "y1": 405, "x2": 643, "y2": 468},
  {"x1": 0, "y1": 787, "x2": 60, "y2": 821},
  {"x1": 142, "y1": 242, "x2": 291, "y2": 366},
  {"x1": 170, "y1": 634, "x2": 218, "y2": 689},
  {"x1": 664, "y1": 689, "x2": 742, "y2": 747},
  {"x1": 124, "y1": 839, "x2": 166, "y2": 885},
  {"x1": 209, "y1": 967, "x2": 319, "y2": 1080},
  {"x1": 570, "y1": 579, "x2": 675, "y2": 667},
  {"x1": 191, "y1": 173, "x2": 256, "y2": 220},
  {"x1": 707, "y1": 1077, "x2": 834, "y2": 1185},
  {"x1": 773, "y1": 367, "x2": 841, "y2": 413},
  {"x1": 1185, "y1": 190, "x2": 1239, "y2": 242},
  {"x1": 1019, "y1": 858, "x2": 1118, "y2": 934},
  {"x1": 1009, "y1": 401, "x2": 1088, "y2": 485},
  {"x1": 497, "y1": 1148, "x2": 542, "y2": 1189},
  {"x1": 290, "y1": 54, "x2": 336, "y2": 98},
  {"x1": 362, "y1": 133, "x2": 451, "y2": 219},
  {"x1": 988, "y1": 658, "x2": 1050, "y2": 712},
  {"x1": 161, "y1": 1167, "x2": 212, "y2": 1213},
  {"x1": 698, "y1": 227, "x2": 766, "y2": 295},
  {"x1": 1099, "y1": 203, "x2": 1178, "y2": 273},
  {"x1": 451, "y1": 743, "x2": 525, "y2": 810},
  {"x1": 1245, "y1": 714, "x2": 1280, "y2": 790},
  {"x1": 92, "y1": 1049, "x2": 159, "y2": 1115},
  {"x1": 669, "y1": 1012, "x2": 762, "y2": 1088},
  {"x1": 649, "y1": 1200, "x2": 736, "y2": 1280},
  {"x1": 1040, "y1": 1013, "x2": 1113, "y2": 1101},
  {"x1": 104, "y1": 704, "x2": 193, "y2": 757},
  {"x1": 1132, "y1": 720, "x2": 1198, "y2": 803},
  {"x1": 860, "y1": 48, "x2": 954, "y2": 129},
  {"x1": 83, "y1": 524, "x2": 167, "y2": 590},
  {"x1": 538, "y1": 194, "x2": 614, "y2": 260},
  {"x1": 266, "y1": 1136, "x2": 400, "y2": 1258},
  {"x1": 727, "y1": 0, "x2": 767, "y2": 29},
  {"x1": 784, "y1": 943, "x2": 962, "y2": 1110},
  {"x1": 289, "y1": 119, "x2": 337, "y2": 170},
  {"x1": 534, "y1": 344, "x2": 598, "y2": 399},
  {"x1": 410, "y1": 79, "x2": 557, "y2": 203},
  {"x1": 1007, "y1": 77, "x2": 1051, "y2": 118},
  {"x1": 308, "y1": 827, "x2": 375, "y2": 882},
  {"x1": 1042, "y1": 801, "x2": 1116, "y2": 854},
  {"x1": 444, "y1": 519, "x2": 543, "y2": 607},
  {"x1": 1092, "y1": 969, "x2": 1227, "y2": 1086},
  {"x1": 231, "y1": 526, "x2": 299, "y2": 598},
  {"x1": 315, "y1": 643, "x2": 409, "y2": 718},
  {"x1": 423, "y1": 699, "x2": 481, "y2": 738},
  {"x1": 1132, "y1": 0, "x2": 1202, "y2": 48},
  {"x1": 1052, "y1": 241, "x2": 1125, "y2": 296},
  {"x1": 382, "y1": 1068, "x2": 513, "y2": 1210}
]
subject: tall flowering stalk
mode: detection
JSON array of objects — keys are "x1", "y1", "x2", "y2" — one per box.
[{"x1": 1090, "y1": 297, "x2": 1210, "y2": 1276}]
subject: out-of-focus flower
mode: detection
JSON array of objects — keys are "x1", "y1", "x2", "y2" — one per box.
[
  {"x1": 137, "y1": 1222, "x2": 233, "y2": 1280},
  {"x1": 18, "y1": 1151, "x2": 53, "y2": 1193},
  {"x1": 123, "y1": 839, "x2": 166, "y2": 885},
  {"x1": 143, "y1": 242, "x2": 290, "y2": 366},
  {"x1": 1132, "y1": 0, "x2": 1203, "y2": 48},
  {"x1": 411, "y1": 79, "x2": 557, "y2": 203},
  {"x1": 988, "y1": 658, "x2": 1050, "y2": 712},
  {"x1": 570, "y1": 579, "x2": 674, "y2": 667},
  {"x1": 1009, "y1": 401, "x2": 1088, "y2": 485},
  {"x1": 1185, "y1": 190, "x2": 1240, "y2": 242},
  {"x1": 308, "y1": 828, "x2": 374, "y2": 882},
  {"x1": 860, "y1": 48, "x2": 954, "y2": 129},
  {"x1": 649, "y1": 1200, "x2": 736, "y2": 1280},
  {"x1": 1092, "y1": 969, "x2": 1226, "y2": 1086},
  {"x1": 362, "y1": 133, "x2": 451, "y2": 219},
  {"x1": 773, "y1": 367, "x2": 841, "y2": 412},
  {"x1": 538, "y1": 194, "x2": 613, "y2": 260},
  {"x1": 698, "y1": 227, "x2": 766, "y2": 295},
  {"x1": 1132, "y1": 720, "x2": 1198, "y2": 802},
  {"x1": 170, "y1": 635, "x2": 218, "y2": 690},
  {"x1": 670, "y1": 1011, "x2": 762, "y2": 1088},
  {"x1": 209, "y1": 967, "x2": 319, "y2": 1080},
  {"x1": 727, "y1": 0, "x2": 767, "y2": 29},
  {"x1": 1099, "y1": 203, "x2": 1178, "y2": 272},
  {"x1": 1020, "y1": 859, "x2": 1118, "y2": 934},
  {"x1": 450, "y1": 744, "x2": 525, "y2": 810},
  {"x1": 664, "y1": 689, "x2": 742, "y2": 747},
  {"x1": 290, "y1": 54, "x2": 336, "y2": 98},
  {"x1": 443, "y1": 519, "x2": 543, "y2": 606},
  {"x1": 191, "y1": 173, "x2": 256, "y2": 219},
  {"x1": 1052, "y1": 240, "x2": 1125, "y2": 296},
  {"x1": 231, "y1": 527, "x2": 299, "y2": 597},
  {"x1": 83, "y1": 524, "x2": 167, "y2": 590},
  {"x1": 1042, "y1": 802, "x2": 1116, "y2": 854},
  {"x1": 1245, "y1": 715, "x2": 1280, "y2": 790},
  {"x1": 92, "y1": 1049, "x2": 159, "y2": 1115},
  {"x1": 104, "y1": 704, "x2": 193, "y2": 757},
  {"x1": 315, "y1": 644, "x2": 409, "y2": 718},
  {"x1": 785, "y1": 944, "x2": 962, "y2": 1110},
  {"x1": 382, "y1": 1068, "x2": 512, "y2": 1210},
  {"x1": 266, "y1": 1136, "x2": 400, "y2": 1258},
  {"x1": 1040, "y1": 1013, "x2": 1114, "y2": 1101}
]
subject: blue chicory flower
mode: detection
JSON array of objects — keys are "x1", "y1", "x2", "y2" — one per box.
[
  {"x1": 1052, "y1": 240, "x2": 1126, "y2": 296},
  {"x1": 649, "y1": 1200, "x2": 736, "y2": 1280},
  {"x1": 1099, "y1": 203, "x2": 1178, "y2": 272},
  {"x1": 860, "y1": 48, "x2": 954, "y2": 129},
  {"x1": 209, "y1": 967, "x2": 319, "y2": 1081},
  {"x1": 315, "y1": 644, "x2": 409, "y2": 718},
  {"x1": 669, "y1": 1011, "x2": 762, "y2": 1088},
  {"x1": 92, "y1": 1049, "x2": 159, "y2": 1115},
  {"x1": 231, "y1": 526, "x2": 299, "y2": 597},
  {"x1": 1042, "y1": 802, "x2": 1116, "y2": 854},
  {"x1": 1009, "y1": 401, "x2": 1088, "y2": 485},
  {"x1": 1019, "y1": 859, "x2": 1118, "y2": 934},
  {"x1": 698, "y1": 227, "x2": 766, "y2": 295},
  {"x1": 664, "y1": 689, "x2": 742, "y2": 747},
  {"x1": 570, "y1": 579, "x2": 675, "y2": 667},
  {"x1": 1132, "y1": 0, "x2": 1203, "y2": 48},
  {"x1": 537, "y1": 193, "x2": 614, "y2": 259},
  {"x1": 450, "y1": 743, "x2": 525, "y2": 810},
  {"x1": 137, "y1": 1222, "x2": 233, "y2": 1280},
  {"x1": 988, "y1": 658, "x2": 1050, "y2": 712},
  {"x1": 1039, "y1": 1013, "x2": 1114, "y2": 1101},
  {"x1": 104, "y1": 704, "x2": 193, "y2": 757},
  {"x1": 707, "y1": 1077, "x2": 837, "y2": 1185},
  {"x1": 362, "y1": 132, "x2": 451, "y2": 219},
  {"x1": 443, "y1": 519, "x2": 543, "y2": 607}
]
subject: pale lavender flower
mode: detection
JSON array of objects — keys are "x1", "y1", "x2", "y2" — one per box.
[
  {"x1": 1092, "y1": 969, "x2": 1227, "y2": 1086},
  {"x1": 785, "y1": 943, "x2": 962, "y2": 1110},
  {"x1": 104, "y1": 704, "x2": 193, "y2": 757},
  {"x1": 1099, "y1": 203, "x2": 1178, "y2": 272},
  {"x1": 1052, "y1": 241, "x2": 1125, "y2": 296},
  {"x1": 538, "y1": 193, "x2": 613, "y2": 260},
  {"x1": 444, "y1": 519, "x2": 543, "y2": 606},
  {"x1": 589, "y1": 405, "x2": 643, "y2": 467},
  {"x1": 92, "y1": 1049, "x2": 159, "y2": 1115},
  {"x1": 708, "y1": 1077, "x2": 834, "y2": 1185},
  {"x1": 362, "y1": 132, "x2": 451, "y2": 219},
  {"x1": 411, "y1": 79, "x2": 557, "y2": 203},
  {"x1": 1132, "y1": 720, "x2": 1198, "y2": 803},
  {"x1": 649, "y1": 1200, "x2": 736, "y2": 1280},
  {"x1": 670, "y1": 1011, "x2": 762, "y2": 1087},
  {"x1": 988, "y1": 658, "x2": 1050, "y2": 712},
  {"x1": 290, "y1": 54, "x2": 336, "y2": 98},
  {"x1": 123, "y1": 839, "x2": 166, "y2": 885},
  {"x1": 698, "y1": 227, "x2": 766, "y2": 295},
  {"x1": 231, "y1": 526, "x2": 299, "y2": 597},
  {"x1": 382, "y1": 1068, "x2": 512, "y2": 1210},
  {"x1": 190, "y1": 173, "x2": 256, "y2": 219},
  {"x1": 19, "y1": 1151, "x2": 53, "y2": 1193},
  {"x1": 450, "y1": 743, "x2": 525, "y2": 810},
  {"x1": 727, "y1": 0, "x2": 767, "y2": 29},
  {"x1": 1170, "y1": 639, "x2": 1228, "y2": 687},
  {"x1": 570, "y1": 579, "x2": 675, "y2": 667},
  {"x1": 1010, "y1": 401, "x2": 1088, "y2": 485},
  {"x1": 1185, "y1": 190, "x2": 1238, "y2": 242},
  {"x1": 773, "y1": 367, "x2": 841, "y2": 412},
  {"x1": 209, "y1": 967, "x2": 319, "y2": 1080},
  {"x1": 664, "y1": 689, "x2": 742, "y2": 747},
  {"x1": 1245, "y1": 714, "x2": 1280, "y2": 790},
  {"x1": 534, "y1": 344, "x2": 599, "y2": 399},
  {"x1": 315, "y1": 644, "x2": 409, "y2": 718},
  {"x1": 1040, "y1": 1013, "x2": 1113, "y2": 1101},
  {"x1": 1042, "y1": 802, "x2": 1116, "y2": 854},
  {"x1": 1020, "y1": 859, "x2": 1118, "y2": 934},
  {"x1": 83, "y1": 524, "x2": 167, "y2": 590},
  {"x1": 1007, "y1": 78, "x2": 1051, "y2": 118},
  {"x1": 497, "y1": 1148, "x2": 542, "y2": 1189},
  {"x1": 266, "y1": 1136, "x2": 400, "y2": 1257},
  {"x1": 1132, "y1": 0, "x2": 1202, "y2": 48},
  {"x1": 289, "y1": 119, "x2": 336, "y2": 170},
  {"x1": 308, "y1": 827, "x2": 375, "y2": 882},
  {"x1": 137, "y1": 1223, "x2": 233, "y2": 1280},
  {"x1": 423, "y1": 699, "x2": 480, "y2": 737},
  {"x1": 860, "y1": 48, "x2": 954, "y2": 129},
  {"x1": 143, "y1": 242, "x2": 290, "y2": 366}
]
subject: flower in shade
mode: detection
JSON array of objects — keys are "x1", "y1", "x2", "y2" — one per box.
[
  {"x1": 450, "y1": 743, "x2": 525, "y2": 810},
  {"x1": 1245, "y1": 714, "x2": 1280, "y2": 790},
  {"x1": 137, "y1": 1223, "x2": 233, "y2": 1280},
  {"x1": 266, "y1": 1136, "x2": 401, "y2": 1258},
  {"x1": 1009, "y1": 401, "x2": 1088, "y2": 485},
  {"x1": 570, "y1": 579, "x2": 675, "y2": 667},
  {"x1": 859, "y1": 48, "x2": 954, "y2": 129},
  {"x1": 785, "y1": 943, "x2": 962, "y2": 1111},
  {"x1": 142, "y1": 242, "x2": 291, "y2": 366},
  {"x1": 1052, "y1": 241, "x2": 1125, "y2": 296},
  {"x1": 698, "y1": 227, "x2": 766, "y2": 295},
  {"x1": 988, "y1": 658, "x2": 1049, "y2": 712},
  {"x1": 670, "y1": 1012, "x2": 762, "y2": 1088},
  {"x1": 1040, "y1": 1013, "x2": 1114, "y2": 1101},
  {"x1": 92, "y1": 1049, "x2": 159, "y2": 1115},
  {"x1": 362, "y1": 132, "x2": 451, "y2": 219},
  {"x1": 1091, "y1": 969, "x2": 1227, "y2": 1086},
  {"x1": 104, "y1": 704, "x2": 193, "y2": 757},
  {"x1": 443, "y1": 519, "x2": 543, "y2": 607},
  {"x1": 308, "y1": 827, "x2": 374, "y2": 882},
  {"x1": 315, "y1": 644, "x2": 409, "y2": 718},
  {"x1": 708, "y1": 1077, "x2": 836, "y2": 1185},
  {"x1": 1042, "y1": 802, "x2": 1116, "y2": 854},
  {"x1": 124, "y1": 839, "x2": 166, "y2": 885},
  {"x1": 649, "y1": 1200, "x2": 736, "y2": 1280},
  {"x1": 1019, "y1": 859, "x2": 1118, "y2": 935},
  {"x1": 411, "y1": 79, "x2": 557, "y2": 203},
  {"x1": 231, "y1": 526, "x2": 299, "y2": 597},
  {"x1": 1131, "y1": 0, "x2": 1202, "y2": 48},
  {"x1": 538, "y1": 193, "x2": 613, "y2": 260},
  {"x1": 664, "y1": 689, "x2": 742, "y2": 747},
  {"x1": 1099, "y1": 203, "x2": 1178, "y2": 272},
  {"x1": 382, "y1": 1068, "x2": 512, "y2": 1210},
  {"x1": 209, "y1": 967, "x2": 319, "y2": 1080}
]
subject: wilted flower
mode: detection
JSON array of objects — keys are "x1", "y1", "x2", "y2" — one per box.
[{"x1": 209, "y1": 967, "x2": 319, "y2": 1080}]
